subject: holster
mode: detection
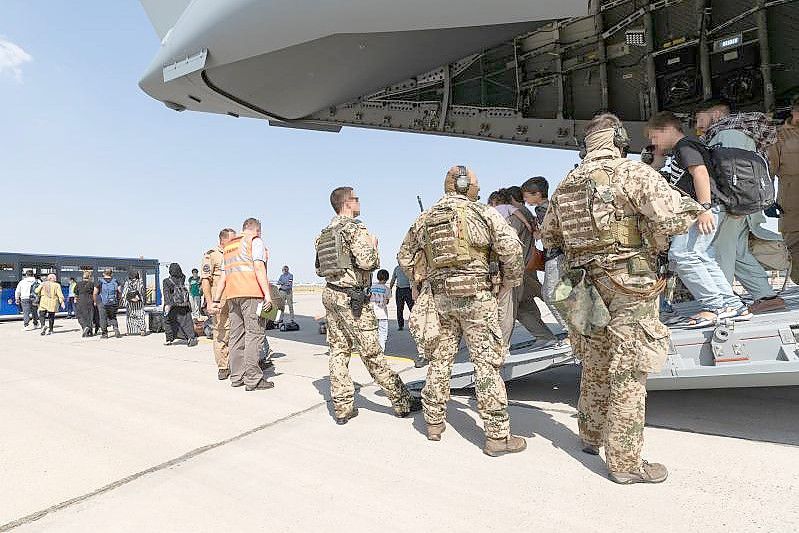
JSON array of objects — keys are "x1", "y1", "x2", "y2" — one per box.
[{"x1": 327, "y1": 284, "x2": 368, "y2": 319}]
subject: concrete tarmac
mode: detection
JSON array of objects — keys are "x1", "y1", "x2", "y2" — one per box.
[{"x1": 1, "y1": 293, "x2": 798, "y2": 532}]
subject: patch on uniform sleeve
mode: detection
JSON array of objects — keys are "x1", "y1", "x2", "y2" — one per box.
[{"x1": 203, "y1": 264, "x2": 211, "y2": 274}]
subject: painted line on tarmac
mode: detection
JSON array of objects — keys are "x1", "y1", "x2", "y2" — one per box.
[
  {"x1": 0, "y1": 361, "x2": 422, "y2": 531},
  {"x1": 0, "y1": 401, "x2": 327, "y2": 532}
]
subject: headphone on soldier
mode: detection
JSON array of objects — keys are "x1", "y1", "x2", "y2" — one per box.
[
  {"x1": 577, "y1": 119, "x2": 631, "y2": 159},
  {"x1": 455, "y1": 165, "x2": 470, "y2": 194}
]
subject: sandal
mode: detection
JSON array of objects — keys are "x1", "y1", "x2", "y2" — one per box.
[
  {"x1": 672, "y1": 311, "x2": 718, "y2": 329},
  {"x1": 717, "y1": 305, "x2": 752, "y2": 322}
]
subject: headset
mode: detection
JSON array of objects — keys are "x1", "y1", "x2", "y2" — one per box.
[
  {"x1": 577, "y1": 118, "x2": 631, "y2": 159},
  {"x1": 455, "y1": 165, "x2": 470, "y2": 194}
]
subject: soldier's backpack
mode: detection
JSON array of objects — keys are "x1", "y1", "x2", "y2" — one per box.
[
  {"x1": 422, "y1": 203, "x2": 485, "y2": 270},
  {"x1": 709, "y1": 146, "x2": 775, "y2": 216},
  {"x1": 316, "y1": 223, "x2": 353, "y2": 278}
]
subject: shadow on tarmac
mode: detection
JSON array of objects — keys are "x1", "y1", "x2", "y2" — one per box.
[
  {"x1": 506, "y1": 364, "x2": 799, "y2": 447},
  {"x1": 312, "y1": 377, "x2": 396, "y2": 422}
]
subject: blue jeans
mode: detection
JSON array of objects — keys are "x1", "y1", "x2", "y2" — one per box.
[{"x1": 668, "y1": 208, "x2": 743, "y2": 313}]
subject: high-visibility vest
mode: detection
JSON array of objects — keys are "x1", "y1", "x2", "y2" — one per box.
[{"x1": 223, "y1": 234, "x2": 264, "y2": 299}]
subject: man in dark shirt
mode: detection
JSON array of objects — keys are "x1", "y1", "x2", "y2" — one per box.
[{"x1": 647, "y1": 112, "x2": 748, "y2": 326}]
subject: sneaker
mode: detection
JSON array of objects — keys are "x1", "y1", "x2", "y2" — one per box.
[
  {"x1": 609, "y1": 460, "x2": 668, "y2": 484},
  {"x1": 40, "y1": 328, "x2": 47, "y2": 336},
  {"x1": 164, "y1": 340, "x2": 173, "y2": 346},
  {"x1": 230, "y1": 380, "x2": 245, "y2": 388},
  {"x1": 114, "y1": 329, "x2": 122, "y2": 339},
  {"x1": 483, "y1": 435, "x2": 527, "y2": 457},
  {"x1": 426, "y1": 422, "x2": 445, "y2": 441},
  {"x1": 82, "y1": 327, "x2": 91, "y2": 338},
  {"x1": 335, "y1": 408, "x2": 359, "y2": 425},
  {"x1": 187, "y1": 338, "x2": 198, "y2": 347},
  {"x1": 46, "y1": 330, "x2": 53, "y2": 336},
  {"x1": 245, "y1": 378, "x2": 274, "y2": 391},
  {"x1": 217, "y1": 368, "x2": 231, "y2": 380},
  {"x1": 101, "y1": 333, "x2": 109, "y2": 339},
  {"x1": 749, "y1": 297, "x2": 786, "y2": 314}
]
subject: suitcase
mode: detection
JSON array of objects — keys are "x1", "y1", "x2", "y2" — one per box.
[
  {"x1": 279, "y1": 321, "x2": 300, "y2": 332},
  {"x1": 148, "y1": 311, "x2": 165, "y2": 333}
]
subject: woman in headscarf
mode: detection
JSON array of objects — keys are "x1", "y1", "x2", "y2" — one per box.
[
  {"x1": 162, "y1": 263, "x2": 198, "y2": 347},
  {"x1": 121, "y1": 270, "x2": 147, "y2": 336},
  {"x1": 35, "y1": 273, "x2": 64, "y2": 336},
  {"x1": 75, "y1": 270, "x2": 97, "y2": 337}
]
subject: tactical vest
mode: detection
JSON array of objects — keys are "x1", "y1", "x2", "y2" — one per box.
[
  {"x1": 316, "y1": 223, "x2": 354, "y2": 278},
  {"x1": 554, "y1": 159, "x2": 643, "y2": 256},
  {"x1": 422, "y1": 202, "x2": 488, "y2": 272}
]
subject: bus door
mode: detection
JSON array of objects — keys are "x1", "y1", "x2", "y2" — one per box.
[{"x1": 0, "y1": 262, "x2": 19, "y2": 315}]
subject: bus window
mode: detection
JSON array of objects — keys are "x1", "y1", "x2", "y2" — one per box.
[
  {"x1": 59, "y1": 265, "x2": 81, "y2": 287},
  {"x1": 145, "y1": 269, "x2": 158, "y2": 305}
]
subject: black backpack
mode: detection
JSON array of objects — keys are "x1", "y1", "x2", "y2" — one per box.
[
  {"x1": 709, "y1": 146, "x2": 775, "y2": 216},
  {"x1": 169, "y1": 279, "x2": 190, "y2": 307}
]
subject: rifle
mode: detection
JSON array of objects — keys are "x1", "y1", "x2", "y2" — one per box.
[{"x1": 417, "y1": 195, "x2": 424, "y2": 212}]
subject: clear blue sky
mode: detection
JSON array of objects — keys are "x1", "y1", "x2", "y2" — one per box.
[{"x1": 1, "y1": 0, "x2": 581, "y2": 283}]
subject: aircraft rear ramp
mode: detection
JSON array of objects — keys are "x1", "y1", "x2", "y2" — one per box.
[{"x1": 408, "y1": 287, "x2": 799, "y2": 392}]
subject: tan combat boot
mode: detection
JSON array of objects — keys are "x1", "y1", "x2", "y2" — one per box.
[
  {"x1": 426, "y1": 422, "x2": 446, "y2": 441},
  {"x1": 581, "y1": 441, "x2": 600, "y2": 455},
  {"x1": 609, "y1": 460, "x2": 668, "y2": 484},
  {"x1": 483, "y1": 435, "x2": 527, "y2": 457}
]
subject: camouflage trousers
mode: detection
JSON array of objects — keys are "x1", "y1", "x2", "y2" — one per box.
[
  {"x1": 322, "y1": 287, "x2": 412, "y2": 418},
  {"x1": 422, "y1": 290, "x2": 510, "y2": 439},
  {"x1": 573, "y1": 270, "x2": 669, "y2": 473},
  {"x1": 212, "y1": 300, "x2": 230, "y2": 370}
]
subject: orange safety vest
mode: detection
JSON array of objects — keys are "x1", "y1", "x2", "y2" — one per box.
[{"x1": 222, "y1": 234, "x2": 264, "y2": 299}]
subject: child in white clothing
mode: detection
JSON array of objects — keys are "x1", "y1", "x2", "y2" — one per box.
[{"x1": 370, "y1": 269, "x2": 391, "y2": 351}]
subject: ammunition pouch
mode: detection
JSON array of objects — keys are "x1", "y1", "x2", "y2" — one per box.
[
  {"x1": 551, "y1": 269, "x2": 611, "y2": 336},
  {"x1": 430, "y1": 275, "x2": 492, "y2": 297},
  {"x1": 327, "y1": 284, "x2": 368, "y2": 319}
]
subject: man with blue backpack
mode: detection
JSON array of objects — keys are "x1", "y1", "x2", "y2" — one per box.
[{"x1": 93, "y1": 268, "x2": 122, "y2": 338}]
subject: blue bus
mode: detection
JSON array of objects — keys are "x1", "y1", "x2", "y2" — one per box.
[{"x1": 0, "y1": 252, "x2": 161, "y2": 317}]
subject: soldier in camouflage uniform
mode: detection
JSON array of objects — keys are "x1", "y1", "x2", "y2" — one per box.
[
  {"x1": 201, "y1": 228, "x2": 237, "y2": 381},
  {"x1": 398, "y1": 166, "x2": 527, "y2": 456},
  {"x1": 542, "y1": 114, "x2": 702, "y2": 484},
  {"x1": 315, "y1": 187, "x2": 420, "y2": 425}
]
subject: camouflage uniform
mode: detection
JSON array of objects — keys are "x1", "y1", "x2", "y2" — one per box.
[
  {"x1": 398, "y1": 193, "x2": 523, "y2": 438},
  {"x1": 315, "y1": 215, "x2": 412, "y2": 418},
  {"x1": 201, "y1": 246, "x2": 229, "y2": 371},
  {"x1": 542, "y1": 140, "x2": 701, "y2": 473}
]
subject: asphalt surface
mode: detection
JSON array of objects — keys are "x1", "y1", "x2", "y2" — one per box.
[{"x1": 1, "y1": 293, "x2": 797, "y2": 532}]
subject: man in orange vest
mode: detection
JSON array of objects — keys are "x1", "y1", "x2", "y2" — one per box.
[{"x1": 209, "y1": 218, "x2": 274, "y2": 391}]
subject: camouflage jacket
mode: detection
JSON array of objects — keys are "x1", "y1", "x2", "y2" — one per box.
[
  {"x1": 542, "y1": 152, "x2": 702, "y2": 269},
  {"x1": 315, "y1": 215, "x2": 379, "y2": 288},
  {"x1": 397, "y1": 193, "x2": 523, "y2": 287}
]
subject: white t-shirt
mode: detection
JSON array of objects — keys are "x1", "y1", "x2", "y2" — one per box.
[
  {"x1": 221, "y1": 237, "x2": 267, "y2": 273},
  {"x1": 251, "y1": 238, "x2": 267, "y2": 262},
  {"x1": 370, "y1": 283, "x2": 390, "y2": 320}
]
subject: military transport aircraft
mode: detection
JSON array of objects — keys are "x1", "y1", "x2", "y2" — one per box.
[{"x1": 138, "y1": 0, "x2": 799, "y2": 390}]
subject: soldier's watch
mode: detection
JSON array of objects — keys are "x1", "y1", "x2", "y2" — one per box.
[{"x1": 700, "y1": 202, "x2": 712, "y2": 211}]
